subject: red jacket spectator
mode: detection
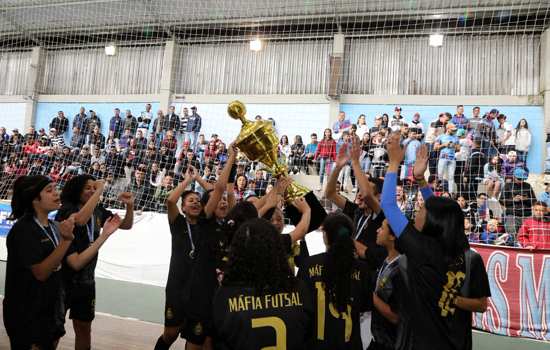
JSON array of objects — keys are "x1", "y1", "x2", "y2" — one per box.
[
  {"x1": 314, "y1": 139, "x2": 336, "y2": 161},
  {"x1": 518, "y1": 202, "x2": 550, "y2": 249}
]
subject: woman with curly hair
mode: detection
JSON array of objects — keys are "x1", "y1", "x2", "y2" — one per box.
[
  {"x1": 213, "y1": 218, "x2": 314, "y2": 350},
  {"x1": 298, "y1": 213, "x2": 371, "y2": 349}
]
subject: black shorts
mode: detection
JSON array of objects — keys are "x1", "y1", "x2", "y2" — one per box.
[
  {"x1": 180, "y1": 318, "x2": 212, "y2": 345},
  {"x1": 164, "y1": 289, "x2": 186, "y2": 327},
  {"x1": 66, "y1": 283, "x2": 96, "y2": 322}
]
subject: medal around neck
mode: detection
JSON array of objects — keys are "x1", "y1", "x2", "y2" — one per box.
[{"x1": 227, "y1": 100, "x2": 309, "y2": 202}]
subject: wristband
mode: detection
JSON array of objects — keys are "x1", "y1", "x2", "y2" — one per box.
[{"x1": 415, "y1": 177, "x2": 427, "y2": 187}]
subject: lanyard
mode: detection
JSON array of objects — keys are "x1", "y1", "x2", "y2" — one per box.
[
  {"x1": 33, "y1": 217, "x2": 59, "y2": 247},
  {"x1": 354, "y1": 213, "x2": 371, "y2": 240},
  {"x1": 185, "y1": 217, "x2": 195, "y2": 259},
  {"x1": 86, "y1": 213, "x2": 95, "y2": 243},
  {"x1": 376, "y1": 255, "x2": 400, "y2": 288}
]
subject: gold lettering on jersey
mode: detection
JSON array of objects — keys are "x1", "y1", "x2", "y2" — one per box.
[
  {"x1": 228, "y1": 292, "x2": 302, "y2": 312},
  {"x1": 438, "y1": 270, "x2": 466, "y2": 317},
  {"x1": 351, "y1": 269, "x2": 361, "y2": 281},
  {"x1": 309, "y1": 264, "x2": 323, "y2": 277}
]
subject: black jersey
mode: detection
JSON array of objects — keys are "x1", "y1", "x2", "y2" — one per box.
[
  {"x1": 56, "y1": 203, "x2": 113, "y2": 285},
  {"x1": 395, "y1": 223, "x2": 472, "y2": 350},
  {"x1": 297, "y1": 253, "x2": 371, "y2": 350},
  {"x1": 212, "y1": 280, "x2": 314, "y2": 350},
  {"x1": 183, "y1": 217, "x2": 228, "y2": 322},
  {"x1": 3, "y1": 214, "x2": 65, "y2": 345},
  {"x1": 166, "y1": 213, "x2": 201, "y2": 292}
]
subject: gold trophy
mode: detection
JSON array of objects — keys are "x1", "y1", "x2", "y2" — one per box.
[{"x1": 228, "y1": 100, "x2": 309, "y2": 201}]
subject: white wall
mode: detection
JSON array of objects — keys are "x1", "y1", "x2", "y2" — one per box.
[{"x1": 0, "y1": 102, "x2": 27, "y2": 131}]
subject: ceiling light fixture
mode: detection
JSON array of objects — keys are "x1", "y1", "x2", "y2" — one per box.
[
  {"x1": 429, "y1": 34, "x2": 444, "y2": 47},
  {"x1": 249, "y1": 38, "x2": 263, "y2": 51},
  {"x1": 105, "y1": 43, "x2": 117, "y2": 56}
]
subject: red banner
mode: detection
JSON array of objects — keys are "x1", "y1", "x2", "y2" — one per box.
[{"x1": 470, "y1": 243, "x2": 550, "y2": 341}]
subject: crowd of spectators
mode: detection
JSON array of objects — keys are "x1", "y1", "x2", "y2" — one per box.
[{"x1": 0, "y1": 103, "x2": 548, "y2": 249}]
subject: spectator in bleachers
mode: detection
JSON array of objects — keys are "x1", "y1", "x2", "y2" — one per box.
[
  {"x1": 119, "y1": 128, "x2": 133, "y2": 150},
  {"x1": 109, "y1": 108, "x2": 125, "y2": 139},
  {"x1": 356, "y1": 114, "x2": 368, "y2": 138},
  {"x1": 24, "y1": 126, "x2": 38, "y2": 142},
  {"x1": 186, "y1": 106, "x2": 202, "y2": 150},
  {"x1": 390, "y1": 106, "x2": 405, "y2": 131},
  {"x1": 49, "y1": 128, "x2": 65, "y2": 148},
  {"x1": 409, "y1": 112, "x2": 424, "y2": 136},
  {"x1": 73, "y1": 107, "x2": 88, "y2": 134},
  {"x1": 289, "y1": 135, "x2": 305, "y2": 174},
  {"x1": 0, "y1": 127, "x2": 9, "y2": 142},
  {"x1": 152, "y1": 109, "x2": 167, "y2": 145},
  {"x1": 518, "y1": 201, "x2": 550, "y2": 249},
  {"x1": 381, "y1": 113, "x2": 389, "y2": 128},
  {"x1": 127, "y1": 164, "x2": 153, "y2": 211},
  {"x1": 478, "y1": 109, "x2": 498, "y2": 158},
  {"x1": 369, "y1": 115, "x2": 384, "y2": 136},
  {"x1": 496, "y1": 114, "x2": 514, "y2": 155},
  {"x1": 451, "y1": 105, "x2": 469, "y2": 130},
  {"x1": 479, "y1": 218, "x2": 500, "y2": 244},
  {"x1": 332, "y1": 111, "x2": 351, "y2": 138},
  {"x1": 539, "y1": 177, "x2": 550, "y2": 207},
  {"x1": 69, "y1": 127, "x2": 86, "y2": 149},
  {"x1": 501, "y1": 167, "x2": 536, "y2": 235},
  {"x1": 359, "y1": 132, "x2": 372, "y2": 173},
  {"x1": 123, "y1": 109, "x2": 138, "y2": 135},
  {"x1": 435, "y1": 122, "x2": 460, "y2": 194},
  {"x1": 166, "y1": 105, "x2": 180, "y2": 132},
  {"x1": 134, "y1": 130, "x2": 148, "y2": 150},
  {"x1": 138, "y1": 103, "x2": 153, "y2": 136},
  {"x1": 49, "y1": 111, "x2": 69, "y2": 135},
  {"x1": 514, "y1": 118, "x2": 531, "y2": 163},
  {"x1": 501, "y1": 150, "x2": 524, "y2": 182},
  {"x1": 315, "y1": 128, "x2": 337, "y2": 190},
  {"x1": 161, "y1": 130, "x2": 177, "y2": 154},
  {"x1": 468, "y1": 106, "x2": 482, "y2": 134},
  {"x1": 304, "y1": 133, "x2": 318, "y2": 175},
  {"x1": 86, "y1": 110, "x2": 101, "y2": 135},
  {"x1": 401, "y1": 129, "x2": 421, "y2": 181},
  {"x1": 87, "y1": 125, "x2": 106, "y2": 150},
  {"x1": 278, "y1": 135, "x2": 291, "y2": 160},
  {"x1": 483, "y1": 155, "x2": 504, "y2": 199}
]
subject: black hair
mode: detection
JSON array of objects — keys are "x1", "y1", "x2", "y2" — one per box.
[
  {"x1": 516, "y1": 118, "x2": 529, "y2": 130},
  {"x1": 423, "y1": 196, "x2": 469, "y2": 265},
  {"x1": 201, "y1": 189, "x2": 213, "y2": 207},
  {"x1": 321, "y1": 213, "x2": 355, "y2": 312},
  {"x1": 262, "y1": 207, "x2": 277, "y2": 222},
  {"x1": 223, "y1": 218, "x2": 294, "y2": 293},
  {"x1": 369, "y1": 177, "x2": 384, "y2": 195},
  {"x1": 60, "y1": 174, "x2": 96, "y2": 206},
  {"x1": 311, "y1": 133, "x2": 317, "y2": 137},
  {"x1": 181, "y1": 190, "x2": 199, "y2": 202},
  {"x1": 9, "y1": 175, "x2": 52, "y2": 220},
  {"x1": 223, "y1": 201, "x2": 258, "y2": 244}
]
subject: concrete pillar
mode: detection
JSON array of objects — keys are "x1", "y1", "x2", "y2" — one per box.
[
  {"x1": 24, "y1": 46, "x2": 44, "y2": 129},
  {"x1": 328, "y1": 34, "x2": 345, "y2": 127},
  {"x1": 159, "y1": 40, "x2": 176, "y2": 112},
  {"x1": 541, "y1": 29, "x2": 550, "y2": 132}
]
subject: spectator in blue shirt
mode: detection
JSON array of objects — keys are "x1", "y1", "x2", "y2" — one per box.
[
  {"x1": 479, "y1": 218, "x2": 499, "y2": 244},
  {"x1": 435, "y1": 123, "x2": 460, "y2": 194},
  {"x1": 401, "y1": 130, "x2": 421, "y2": 181},
  {"x1": 539, "y1": 178, "x2": 550, "y2": 207},
  {"x1": 451, "y1": 105, "x2": 469, "y2": 131},
  {"x1": 332, "y1": 111, "x2": 351, "y2": 137},
  {"x1": 304, "y1": 133, "x2": 319, "y2": 175},
  {"x1": 109, "y1": 108, "x2": 125, "y2": 139}
]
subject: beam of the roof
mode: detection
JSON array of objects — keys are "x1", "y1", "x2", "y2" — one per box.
[{"x1": 0, "y1": 9, "x2": 43, "y2": 46}]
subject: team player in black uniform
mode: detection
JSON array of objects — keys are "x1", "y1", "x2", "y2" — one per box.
[
  {"x1": 298, "y1": 213, "x2": 371, "y2": 349},
  {"x1": 180, "y1": 144, "x2": 237, "y2": 350},
  {"x1": 155, "y1": 168, "x2": 204, "y2": 350},
  {"x1": 369, "y1": 219, "x2": 404, "y2": 350},
  {"x1": 381, "y1": 134, "x2": 490, "y2": 350},
  {"x1": 3, "y1": 175, "x2": 76, "y2": 349},
  {"x1": 212, "y1": 218, "x2": 314, "y2": 350},
  {"x1": 326, "y1": 139, "x2": 387, "y2": 273},
  {"x1": 56, "y1": 175, "x2": 134, "y2": 350}
]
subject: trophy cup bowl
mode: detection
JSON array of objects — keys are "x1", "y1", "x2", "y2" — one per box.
[
  {"x1": 227, "y1": 100, "x2": 309, "y2": 201},
  {"x1": 228, "y1": 100, "x2": 327, "y2": 232}
]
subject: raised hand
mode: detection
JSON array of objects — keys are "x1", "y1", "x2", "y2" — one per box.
[
  {"x1": 94, "y1": 179, "x2": 106, "y2": 191},
  {"x1": 275, "y1": 176, "x2": 293, "y2": 195},
  {"x1": 335, "y1": 143, "x2": 350, "y2": 168},
  {"x1": 102, "y1": 214, "x2": 122, "y2": 237},
  {"x1": 228, "y1": 142, "x2": 238, "y2": 159},
  {"x1": 118, "y1": 192, "x2": 134, "y2": 206},
  {"x1": 350, "y1": 138, "x2": 362, "y2": 162},
  {"x1": 184, "y1": 166, "x2": 195, "y2": 181},
  {"x1": 413, "y1": 144, "x2": 429, "y2": 179},
  {"x1": 386, "y1": 132, "x2": 405, "y2": 166},
  {"x1": 292, "y1": 197, "x2": 310, "y2": 213},
  {"x1": 58, "y1": 214, "x2": 76, "y2": 241}
]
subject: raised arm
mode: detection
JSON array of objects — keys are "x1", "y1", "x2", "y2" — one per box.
[
  {"x1": 66, "y1": 215, "x2": 121, "y2": 271},
  {"x1": 288, "y1": 197, "x2": 311, "y2": 243},
  {"x1": 325, "y1": 143, "x2": 348, "y2": 209},
  {"x1": 166, "y1": 168, "x2": 194, "y2": 223},
  {"x1": 117, "y1": 192, "x2": 134, "y2": 230},
  {"x1": 412, "y1": 144, "x2": 434, "y2": 201},
  {"x1": 350, "y1": 138, "x2": 380, "y2": 214},
  {"x1": 205, "y1": 143, "x2": 236, "y2": 218},
  {"x1": 380, "y1": 133, "x2": 409, "y2": 238},
  {"x1": 258, "y1": 177, "x2": 292, "y2": 217},
  {"x1": 73, "y1": 179, "x2": 105, "y2": 226}
]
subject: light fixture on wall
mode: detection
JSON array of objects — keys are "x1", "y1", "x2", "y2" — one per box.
[
  {"x1": 249, "y1": 38, "x2": 263, "y2": 51},
  {"x1": 429, "y1": 34, "x2": 444, "y2": 47},
  {"x1": 105, "y1": 43, "x2": 117, "y2": 56}
]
